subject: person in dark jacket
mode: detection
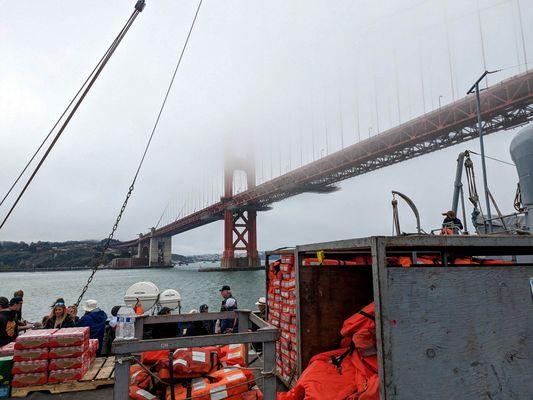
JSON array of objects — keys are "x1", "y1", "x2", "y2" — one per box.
[
  {"x1": 152, "y1": 307, "x2": 178, "y2": 339},
  {"x1": 219, "y1": 285, "x2": 238, "y2": 333},
  {"x1": 77, "y1": 299, "x2": 108, "y2": 355},
  {"x1": 45, "y1": 300, "x2": 75, "y2": 329},
  {"x1": 0, "y1": 297, "x2": 17, "y2": 347},
  {"x1": 442, "y1": 210, "x2": 463, "y2": 233}
]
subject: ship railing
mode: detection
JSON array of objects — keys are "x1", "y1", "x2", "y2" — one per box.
[{"x1": 112, "y1": 310, "x2": 278, "y2": 400}]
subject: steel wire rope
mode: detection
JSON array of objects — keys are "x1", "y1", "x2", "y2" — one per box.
[
  {"x1": 74, "y1": 0, "x2": 204, "y2": 307},
  {"x1": 0, "y1": 11, "x2": 138, "y2": 210},
  {"x1": 467, "y1": 150, "x2": 516, "y2": 167},
  {"x1": 0, "y1": 4, "x2": 143, "y2": 231}
]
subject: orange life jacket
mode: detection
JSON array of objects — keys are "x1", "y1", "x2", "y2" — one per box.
[
  {"x1": 220, "y1": 343, "x2": 247, "y2": 367},
  {"x1": 129, "y1": 385, "x2": 158, "y2": 400},
  {"x1": 129, "y1": 364, "x2": 152, "y2": 390},
  {"x1": 157, "y1": 347, "x2": 220, "y2": 378},
  {"x1": 141, "y1": 350, "x2": 169, "y2": 366},
  {"x1": 165, "y1": 378, "x2": 210, "y2": 400}
]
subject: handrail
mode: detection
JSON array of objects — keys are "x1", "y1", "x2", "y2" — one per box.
[
  {"x1": 249, "y1": 312, "x2": 270, "y2": 329},
  {"x1": 140, "y1": 311, "x2": 236, "y2": 325},
  {"x1": 113, "y1": 329, "x2": 278, "y2": 354},
  {"x1": 113, "y1": 309, "x2": 279, "y2": 400}
]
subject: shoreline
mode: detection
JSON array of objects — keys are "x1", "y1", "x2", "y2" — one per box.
[{"x1": 0, "y1": 265, "x2": 176, "y2": 273}]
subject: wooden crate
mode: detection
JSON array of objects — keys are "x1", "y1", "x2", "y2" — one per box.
[{"x1": 11, "y1": 356, "x2": 115, "y2": 397}]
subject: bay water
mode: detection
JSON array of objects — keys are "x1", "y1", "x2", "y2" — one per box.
[{"x1": 0, "y1": 263, "x2": 265, "y2": 323}]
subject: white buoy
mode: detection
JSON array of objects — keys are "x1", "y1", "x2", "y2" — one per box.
[
  {"x1": 158, "y1": 289, "x2": 182, "y2": 310},
  {"x1": 124, "y1": 281, "x2": 160, "y2": 311}
]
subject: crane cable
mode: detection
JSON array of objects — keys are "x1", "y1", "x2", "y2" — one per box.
[
  {"x1": 0, "y1": 5, "x2": 143, "y2": 211},
  {"x1": 75, "y1": 0, "x2": 204, "y2": 307},
  {"x1": 0, "y1": 1, "x2": 146, "y2": 231}
]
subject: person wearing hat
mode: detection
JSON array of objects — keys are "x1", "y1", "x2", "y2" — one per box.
[
  {"x1": 255, "y1": 297, "x2": 267, "y2": 321},
  {"x1": 45, "y1": 299, "x2": 75, "y2": 329},
  {"x1": 442, "y1": 210, "x2": 463, "y2": 234},
  {"x1": 77, "y1": 299, "x2": 108, "y2": 355},
  {"x1": 0, "y1": 297, "x2": 18, "y2": 346},
  {"x1": 219, "y1": 285, "x2": 238, "y2": 334}
]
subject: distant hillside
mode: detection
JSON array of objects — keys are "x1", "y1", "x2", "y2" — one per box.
[
  {"x1": 0, "y1": 240, "x2": 124, "y2": 271},
  {"x1": 0, "y1": 240, "x2": 264, "y2": 271}
]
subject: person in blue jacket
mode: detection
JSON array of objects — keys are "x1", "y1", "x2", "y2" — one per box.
[{"x1": 77, "y1": 299, "x2": 108, "y2": 355}]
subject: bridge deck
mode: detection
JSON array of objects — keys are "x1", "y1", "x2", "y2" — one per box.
[{"x1": 117, "y1": 70, "x2": 533, "y2": 247}]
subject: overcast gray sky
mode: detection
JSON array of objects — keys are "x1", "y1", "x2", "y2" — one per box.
[{"x1": 1, "y1": 0, "x2": 531, "y2": 254}]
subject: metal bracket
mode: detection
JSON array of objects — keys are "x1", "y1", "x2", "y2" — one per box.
[{"x1": 135, "y1": 0, "x2": 146, "y2": 12}]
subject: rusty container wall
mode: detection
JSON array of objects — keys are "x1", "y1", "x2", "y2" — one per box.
[
  {"x1": 289, "y1": 235, "x2": 533, "y2": 399},
  {"x1": 296, "y1": 261, "x2": 373, "y2": 371}
]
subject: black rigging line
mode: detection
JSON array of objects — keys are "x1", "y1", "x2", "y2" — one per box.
[
  {"x1": 468, "y1": 150, "x2": 515, "y2": 167},
  {"x1": 74, "y1": 0, "x2": 204, "y2": 306},
  {"x1": 0, "y1": 4, "x2": 143, "y2": 231},
  {"x1": 0, "y1": 14, "x2": 136, "y2": 210}
]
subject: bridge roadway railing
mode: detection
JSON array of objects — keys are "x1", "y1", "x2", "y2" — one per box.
[{"x1": 112, "y1": 310, "x2": 278, "y2": 400}]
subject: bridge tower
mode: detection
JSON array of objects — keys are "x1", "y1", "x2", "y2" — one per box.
[{"x1": 221, "y1": 154, "x2": 260, "y2": 268}]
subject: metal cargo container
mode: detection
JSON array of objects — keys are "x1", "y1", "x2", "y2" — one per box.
[{"x1": 266, "y1": 235, "x2": 533, "y2": 399}]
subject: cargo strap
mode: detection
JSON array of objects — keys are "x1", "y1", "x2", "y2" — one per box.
[
  {"x1": 331, "y1": 342, "x2": 355, "y2": 374},
  {"x1": 168, "y1": 350, "x2": 176, "y2": 400},
  {"x1": 358, "y1": 310, "x2": 375, "y2": 321}
]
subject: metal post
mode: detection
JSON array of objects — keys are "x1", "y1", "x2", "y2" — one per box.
[
  {"x1": 451, "y1": 152, "x2": 466, "y2": 213},
  {"x1": 468, "y1": 71, "x2": 499, "y2": 233},
  {"x1": 238, "y1": 310, "x2": 251, "y2": 365},
  {"x1": 114, "y1": 356, "x2": 131, "y2": 400},
  {"x1": 134, "y1": 316, "x2": 144, "y2": 339},
  {"x1": 263, "y1": 339, "x2": 276, "y2": 400}
]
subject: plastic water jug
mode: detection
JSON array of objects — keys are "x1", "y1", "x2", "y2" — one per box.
[{"x1": 116, "y1": 306, "x2": 136, "y2": 340}]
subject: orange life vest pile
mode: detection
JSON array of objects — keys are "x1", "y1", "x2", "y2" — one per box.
[
  {"x1": 267, "y1": 255, "x2": 298, "y2": 382},
  {"x1": 277, "y1": 302, "x2": 378, "y2": 400},
  {"x1": 128, "y1": 344, "x2": 262, "y2": 400}
]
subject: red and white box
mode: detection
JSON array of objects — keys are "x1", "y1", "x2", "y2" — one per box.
[
  {"x1": 50, "y1": 327, "x2": 89, "y2": 348},
  {"x1": 48, "y1": 344, "x2": 86, "y2": 359},
  {"x1": 49, "y1": 353, "x2": 89, "y2": 371},
  {"x1": 14, "y1": 329, "x2": 56, "y2": 350},
  {"x1": 48, "y1": 366, "x2": 87, "y2": 383},
  {"x1": 0, "y1": 341, "x2": 15, "y2": 356},
  {"x1": 12, "y1": 360, "x2": 48, "y2": 374},
  {"x1": 11, "y1": 372, "x2": 48, "y2": 387},
  {"x1": 88, "y1": 339, "x2": 99, "y2": 357},
  {"x1": 13, "y1": 348, "x2": 49, "y2": 362}
]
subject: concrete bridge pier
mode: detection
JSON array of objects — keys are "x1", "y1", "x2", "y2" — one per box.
[{"x1": 148, "y1": 231, "x2": 172, "y2": 267}]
